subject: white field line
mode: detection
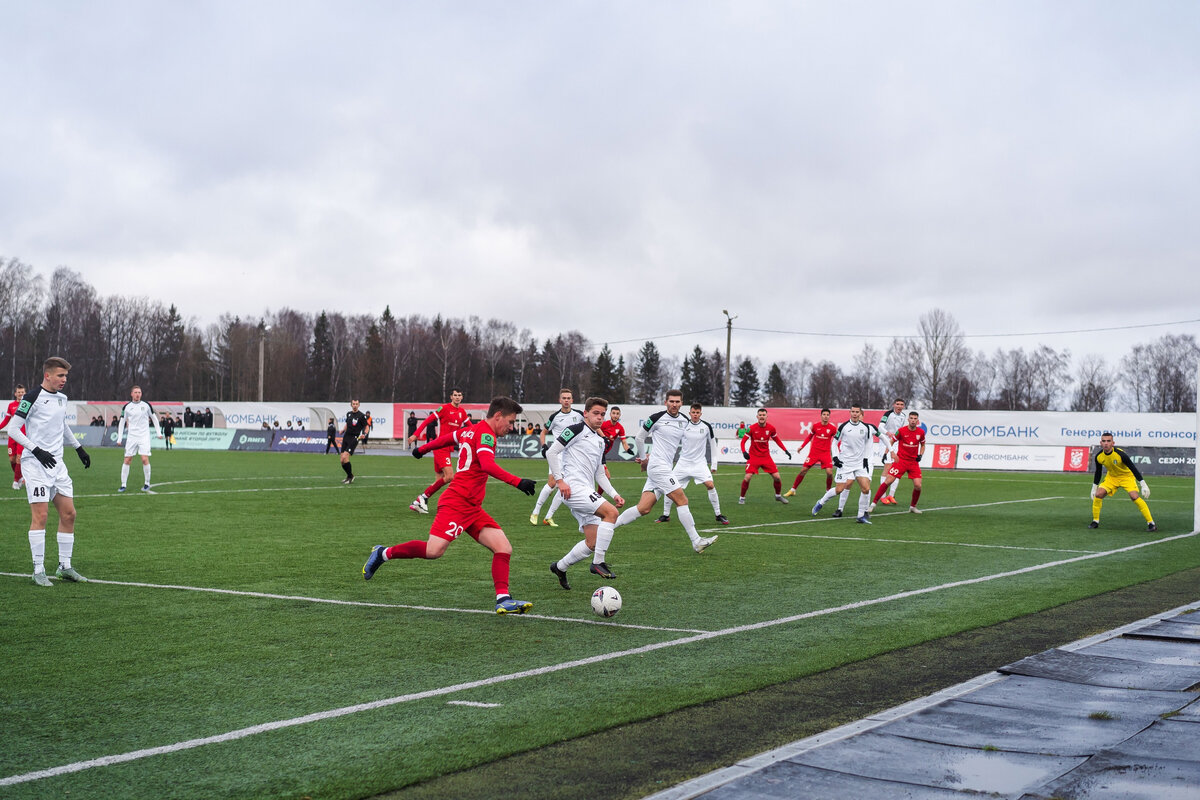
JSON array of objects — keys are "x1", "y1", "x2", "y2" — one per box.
[
  {"x1": 1, "y1": 528, "x2": 1195, "y2": 788},
  {"x1": 446, "y1": 701, "x2": 502, "y2": 708},
  {"x1": 0, "y1": 573, "x2": 708, "y2": 634}
]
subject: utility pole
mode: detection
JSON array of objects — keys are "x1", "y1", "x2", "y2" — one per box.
[{"x1": 722, "y1": 310, "x2": 737, "y2": 406}]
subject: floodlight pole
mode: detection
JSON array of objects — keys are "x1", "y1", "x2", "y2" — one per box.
[{"x1": 722, "y1": 310, "x2": 737, "y2": 406}]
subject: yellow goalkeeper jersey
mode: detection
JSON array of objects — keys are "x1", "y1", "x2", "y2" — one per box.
[{"x1": 1093, "y1": 448, "x2": 1144, "y2": 484}]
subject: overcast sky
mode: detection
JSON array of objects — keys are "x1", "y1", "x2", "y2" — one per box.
[{"x1": 4, "y1": 1, "x2": 1199, "y2": 373}]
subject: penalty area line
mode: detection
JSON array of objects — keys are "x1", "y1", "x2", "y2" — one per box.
[{"x1": 1, "y1": 528, "x2": 1195, "y2": 788}]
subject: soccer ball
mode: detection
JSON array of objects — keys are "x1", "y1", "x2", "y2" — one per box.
[{"x1": 591, "y1": 586, "x2": 622, "y2": 618}]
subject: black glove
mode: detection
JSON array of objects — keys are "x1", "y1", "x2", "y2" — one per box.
[
  {"x1": 862, "y1": 458, "x2": 869, "y2": 469},
  {"x1": 743, "y1": 452, "x2": 750, "y2": 461},
  {"x1": 785, "y1": 451, "x2": 793, "y2": 460},
  {"x1": 517, "y1": 478, "x2": 536, "y2": 496},
  {"x1": 624, "y1": 445, "x2": 634, "y2": 455},
  {"x1": 541, "y1": 443, "x2": 549, "y2": 458},
  {"x1": 832, "y1": 456, "x2": 842, "y2": 468},
  {"x1": 77, "y1": 446, "x2": 91, "y2": 469},
  {"x1": 411, "y1": 446, "x2": 424, "y2": 459},
  {"x1": 916, "y1": 452, "x2": 923, "y2": 463},
  {"x1": 32, "y1": 447, "x2": 56, "y2": 469}
]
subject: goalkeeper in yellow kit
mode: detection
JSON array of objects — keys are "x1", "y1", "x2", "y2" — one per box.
[{"x1": 1090, "y1": 432, "x2": 1156, "y2": 532}]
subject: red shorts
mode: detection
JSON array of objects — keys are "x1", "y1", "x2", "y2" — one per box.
[
  {"x1": 886, "y1": 459, "x2": 922, "y2": 481},
  {"x1": 804, "y1": 454, "x2": 832, "y2": 470},
  {"x1": 430, "y1": 503, "x2": 500, "y2": 542},
  {"x1": 432, "y1": 446, "x2": 454, "y2": 473},
  {"x1": 745, "y1": 456, "x2": 778, "y2": 475},
  {"x1": 7, "y1": 440, "x2": 23, "y2": 459}
]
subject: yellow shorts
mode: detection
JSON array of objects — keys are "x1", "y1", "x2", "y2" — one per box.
[{"x1": 1101, "y1": 475, "x2": 1139, "y2": 496}]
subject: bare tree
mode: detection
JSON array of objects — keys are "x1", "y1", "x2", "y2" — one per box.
[
  {"x1": 1121, "y1": 334, "x2": 1200, "y2": 412},
  {"x1": 914, "y1": 309, "x2": 969, "y2": 408},
  {"x1": 1072, "y1": 354, "x2": 1113, "y2": 411}
]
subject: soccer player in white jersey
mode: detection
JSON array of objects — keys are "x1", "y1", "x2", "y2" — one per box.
[
  {"x1": 117, "y1": 385, "x2": 163, "y2": 492},
  {"x1": 655, "y1": 402, "x2": 729, "y2": 527},
  {"x1": 530, "y1": 388, "x2": 583, "y2": 527},
  {"x1": 3, "y1": 357, "x2": 92, "y2": 586},
  {"x1": 613, "y1": 390, "x2": 718, "y2": 554},
  {"x1": 875, "y1": 398, "x2": 906, "y2": 505},
  {"x1": 811, "y1": 404, "x2": 880, "y2": 524},
  {"x1": 547, "y1": 397, "x2": 627, "y2": 585}
]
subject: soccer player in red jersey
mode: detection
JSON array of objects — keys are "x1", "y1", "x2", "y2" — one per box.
[
  {"x1": 599, "y1": 405, "x2": 632, "y2": 458},
  {"x1": 408, "y1": 389, "x2": 470, "y2": 513},
  {"x1": 738, "y1": 407, "x2": 792, "y2": 504},
  {"x1": 784, "y1": 407, "x2": 836, "y2": 498},
  {"x1": 1, "y1": 384, "x2": 27, "y2": 490},
  {"x1": 870, "y1": 411, "x2": 926, "y2": 513},
  {"x1": 364, "y1": 396, "x2": 538, "y2": 614}
]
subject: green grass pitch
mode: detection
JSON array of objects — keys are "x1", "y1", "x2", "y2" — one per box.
[{"x1": 1, "y1": 447, "x2": 1196, "y2": 798}]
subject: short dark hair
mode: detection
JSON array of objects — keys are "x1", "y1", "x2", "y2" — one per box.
[
  {"x1": 666, "y1": 389, "x2": 682, "y2": 400},
  {"x1": 14, "y1": 384, "x2": 24, "y2": 391},
  {"x1": 894, "y1": 398, "x2": 906, "y2": 404},
  {"x1": 43, "y1": 356, "x2": 71, "y2": 373},
  {"x1": 610, "y1": 406, "x2": 621, "y2": 412},
  {"x1": 690, "y1": 402, "x2": 702, "y2": 411},
  {"x1": 908, "y1": 411, "x2": 919, "y2": 418},
  {"x1": 487, "y1": 396, "x2": 523, "y2": 417},
  {"x1": 584, "y1": 396, "x2": 609, "y2": 412},
  {"x1": 1101, "y1": 431, "x2": 1114, "y2": 439},
  {"x1": 559, "y1": 388, "x2": 573, "y2": 397},
  {"x1": 820, "y1": 407, "x2": 830, "y2": 414},
  {"x1": 757, "y1": 407, "x2": 767, "y2": 414}
]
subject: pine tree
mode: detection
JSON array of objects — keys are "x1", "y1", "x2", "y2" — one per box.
[
  {"x1": 632, "y1": 341, "x2": 663, "y2": 404},
  {"x1": 763, "y1": 363, "x2": 788, "y2": 406},
  {"x1": 589, "y1": 344, "x2": 620, "y2": 399},
  {"x1": 732, "y1": 358, "x2": 760, "y2": 407},
  {"x1": 679, "y1": 345, "x2": 713, "y2": 405},
  {"x1": 307, "y1": 311, "x2": 333, "y2": 399}
]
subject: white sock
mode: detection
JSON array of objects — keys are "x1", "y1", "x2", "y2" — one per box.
[
  {"x1": 859, "y1": 491, "x2": 870, "y2": 516},
  {"x1": 817, "y1": 487, "x2": 836, "y2": 506},
  {"x1": 615, "y1": 506, "x2": 643, "y2": 528},
  {"x1": 663, "y1": 496, "x2": 674, "y2": 516},
  {"x1": 57, "y1": 532, "x2": 74, "y2": 568},
  {"x1": 708, "y1": 488, "x2": 721, "y2": 515},
  {"x1": 676, "y1": 505, "x2": 700, "y2": 545},
  {"x1": 887, "y1": 481, "x2": 899, "y2": 498},
  {"x1": 120, "y1": 464, "x2": 130, "y2": 487},
  {"x1": 143, "y1": 464, "x2": 152, "y2": 485},
  {"x1": 558, "y1": 540, "x2": 593, "y2": 570},
  {"x1": 592, "y1": 521, "x2": 616, "y2": 563},
  {"x1": 547, "y1": 489, "x2": 565, "y2": 519},
  {"x1": 837, "y1": 490, "x2": 849, "y2": 511},
  {"x1": 533, "y1": 483, "x2": 554, "y2": 514},
  {"x1": 29, "y1": 530, "x2": 46, "y2": 572}
]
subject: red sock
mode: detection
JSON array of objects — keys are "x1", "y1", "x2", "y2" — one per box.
[
  {"x1": 424, "y1": 477, "x2": 447, "y2": 498},
  {"x1": 491, "y1": 552, "x2": 511, "y2": 597},
  {"x1": 772, "y1": 477, "x2": 782, "y2": 494},
  {"x1": 872, "y1": 484, "x2": 888, "y2": 503},
  {"x1": 740, "y1": 479, "x2": 749, "y2": 498},
  {"x1": 911, "y1": 488, "x2": 921, "y2": 507},
  {"x1": 385, "y1": 540, "x2": 428, "y2": 560},
  {"x1": 11, "y1": 460, "x2": 20, "y2": 482},
  {"x1": 826, "y1": 475, "x2": 833, "y2": 491},
  {"x1": 792, "y1": 473, "x2": 805, "y2": 489}
]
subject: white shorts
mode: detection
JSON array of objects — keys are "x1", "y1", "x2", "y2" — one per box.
[
  {"x1": 642, "y1": 463, "x2": 682, "y2": 497},
  {"x1": 21, "y1": 456, "x2": 73, "y2": 504},
  {"x1": 124, "y1": 436, "x2": 153, "y2": 458},
  {"x1": 835, "y1": 464, "x2": 872, "y2": 484},
  {"x1": 564, "y1": 483, "x2": 609, "y2": 531},
  {"x1": 671, "y1": 460, "x2": 714, "y2": 486}
]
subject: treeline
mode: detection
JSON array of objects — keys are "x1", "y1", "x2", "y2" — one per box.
[{"x1": 1, "y1": 258, "x2": 1196, "y2": 411}]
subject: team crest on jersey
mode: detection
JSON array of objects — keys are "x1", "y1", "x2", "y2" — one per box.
[{"x1": 481, "y1": 433, "x2": 495, "y2": 447}]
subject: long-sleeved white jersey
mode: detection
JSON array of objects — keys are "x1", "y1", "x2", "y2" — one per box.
[
  {"x1": 635, "y1": 410, "x2": 690, "y2": 470},
  {"x1": 118, "y1": 400, "x2": 162, "y2": 441},
  {"x1": 833, "y1": 419, "x2": 879, "y2": 468},
  {"x1": 546, "y1": 422, "x2": 618, "y2": 498}
]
